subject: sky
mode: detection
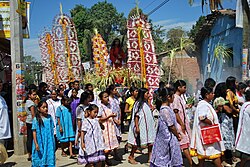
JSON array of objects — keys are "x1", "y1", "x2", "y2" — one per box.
[{"x1": 23, "y1": 0, "x2": 237, "y2": 61}]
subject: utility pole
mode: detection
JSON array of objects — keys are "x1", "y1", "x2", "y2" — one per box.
[{"x1": 10, "y1": 0, "x2": 25, "y2": 155}]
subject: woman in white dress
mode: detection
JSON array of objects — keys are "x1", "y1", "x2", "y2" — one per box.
[
  {"x1": 235, "y1": 89, "x2": 250, "y2": 167},
  {"x1": 46, "y1": 89, "x2": 61, "y2": 137},
  {"x1": 190, "y1": 87, "x2": 225, "y2": 167},
  {"x1": 127, "y1": 88, "x2": 156, "y2": 164}
]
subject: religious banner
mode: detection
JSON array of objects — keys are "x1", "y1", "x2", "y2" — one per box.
[
  {"x1": 242, "y1": 48, "x2": 248, "y2": 80},
  {"x1": 0, "y1": 1, "x2": 30, "y2": 38},
  {"x1": 127, "y1": 12, "x2": 160, "y2": 103},
  {"x1": 92, "y1": 30, "x2": 109, "y2": 74},
  {"x1": 39, "y1": 31, "x2": 56, "y2": 89},
  {"x1": 52, "y1": 13, "x2": 82, "y2": 85}
]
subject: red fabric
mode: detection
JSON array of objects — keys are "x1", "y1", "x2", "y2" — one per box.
[
  {"x1": 110, "y1": 47, "x2": 126, "y2": 68},
  {"x1": 201, "y1": 124, "x2": 222, "y2": 145},
  {"x1": 127, "y1": 15, "x2": 160, "y2": 104}
]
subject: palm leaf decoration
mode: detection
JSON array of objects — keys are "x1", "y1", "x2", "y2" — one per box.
[
  {"x1": 214, "y1": 44, "x2": 232, "y2": 61},
  {"x1": 83, "y1": 67, "x2": 142, "y2": 91}
]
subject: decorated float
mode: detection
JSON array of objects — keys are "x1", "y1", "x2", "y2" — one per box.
[{"x1": 39, "y1": 5, "x2": 82, "y2": 88}]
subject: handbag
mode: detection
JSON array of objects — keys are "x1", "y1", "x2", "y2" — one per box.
[
  {"x1": 201, "y1": 124, "x2": 222, "y2": 145},
  {"x1": 200, "y1": 106, "x2": 222, "y2": 145}
]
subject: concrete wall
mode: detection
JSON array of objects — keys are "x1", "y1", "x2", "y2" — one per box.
[
  {"x1": 162, "y1": 56, "x2": 200, "y2": 94},
  {"x1": 200, "y1": 15, "x2": 243, "y2": 82}
]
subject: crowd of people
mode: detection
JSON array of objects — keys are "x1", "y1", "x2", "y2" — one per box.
[{"x1": 1, "y1": 77, "x2": 250, "y2": 167}]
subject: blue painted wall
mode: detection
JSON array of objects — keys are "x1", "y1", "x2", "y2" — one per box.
[{"x1": 200, "y1": 15, "x2": 243, "y2": 82}]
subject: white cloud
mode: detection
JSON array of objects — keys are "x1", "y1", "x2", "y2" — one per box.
[
  {"x1": 191, "y1": 2, "x2": 201, "y2": 7},
  {"x1": 153, "y1": 19, "x2": 176, "y2": 25},
  {"x1": 23, "y1": 38, "x2": 41, "y2": 62},
  {"x1": 162, "y1": 21, "x2": 196, "y2": 32},
  {"x1": 153, "y1": 19, "x2": 196, "y2": 32}
]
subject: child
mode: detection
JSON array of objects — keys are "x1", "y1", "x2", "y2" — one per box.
[
  {"x1": 56, "y1": 96, "x2": 76, "y2": 159},
  {"x1": 24, "y1": 89, "x2": 37, "y2": 161},
  {"x1": 151, "y1": 88, "x2": 183, "y2": 167},
  {"x1": 75, "y1": 91, "x2": 91, "y2": 147},
  {"x1": 127, "y1": 88, "x2": 156, "y2": 164},
  {"x1": 98, "y1": 91, "x2": 119, "y2": 166},
  {"x1": 46, "y1": 89, "x2": 61, "y2": 149},
  {"x1": 106, "y1": 85, "x2": 122, "y2": 142},
  {"x1": 32, "y1": 101, "x2": 56, "y2": 167},
  {"x1": 124, "y1": 86, "x2": 139, "y2": 153},
  {"x1": 171, "y1": 80, "x2": 192, "y2": 166},
  {"x1": 78, "y1": 104, "x2": 105, "y2": 166},
  {"x1": 70, "y1": 88, "x2": 80, "y2": 131}
]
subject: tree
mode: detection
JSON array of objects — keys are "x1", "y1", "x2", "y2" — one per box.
[
  {"x1": 189, "y1": 0, "x2": 223, "y2": 12},
  {"x1": 151, "y1": 24, "x2": 167, "y2": 54},
  {"x1": 166, "y1": 27, "x2": 186, "y2": 49},
  {"x1": 163, "y1": 27, "x2": 195, "y2": 84},
  {"x1": 24, "y1": 55, "x2": 43, "y2": 85},
  {"x1": 70, "y1": 2, "x2": 127, "y2": 62},
  {"x1": 188, "y1": 16, "x2": 206, "y2": 40}
]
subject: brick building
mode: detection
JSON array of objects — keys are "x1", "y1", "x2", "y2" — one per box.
[{"x1": 158, "y1": 50, "x2": 201, "y2": 94}]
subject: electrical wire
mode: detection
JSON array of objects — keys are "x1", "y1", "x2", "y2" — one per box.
[
  {"x1": 147, "y1": 0, "x2": 171, "y2": 16},
  {"x1": 143, "y1": 0, "x2": 157, "y2": 10}
]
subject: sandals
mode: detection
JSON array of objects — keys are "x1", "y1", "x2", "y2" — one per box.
[
  {"x1": 135, "y1": 149, "x2": 142, "y2": 154},
  {"x1": 61, "y1": 152, "x2": 67, "y2": 157},
  {"x1": 128, "y1": 157, "x2": 138, "y2": 165},
  {"x1": 69, "y1": 155, "x2": 77, "y2": 159}
]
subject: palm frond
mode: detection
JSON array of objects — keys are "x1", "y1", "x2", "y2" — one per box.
[{"x1": 214, "y1": 44, "x2": 232, "y2": 61}]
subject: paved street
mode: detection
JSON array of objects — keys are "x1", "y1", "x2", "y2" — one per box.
[{"x1": 2, "y1": 133, "x2": 240, "y2": 167}]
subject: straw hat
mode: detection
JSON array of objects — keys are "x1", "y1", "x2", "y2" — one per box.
[
  {"x1": 0, "y1": 143, "x2": 8, "y2": 164},
  {"x1": 213, "y1": 97, "x2": 228, "y2": 109}
]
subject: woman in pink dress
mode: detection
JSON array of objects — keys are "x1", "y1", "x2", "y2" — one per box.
[
  {"x1": 171, "y1": 80, "x2": 192, "y2": 166},
  {"x1": 97, "y1": 91, "x2": 119, "y2": 166}
]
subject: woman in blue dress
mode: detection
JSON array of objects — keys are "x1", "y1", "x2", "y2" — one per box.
[
  {"x1": 32, "y1": 101, "x2": 55, "y2": 167},
  {"x1": 150, "y1": 88, "x2": 183, "y2": 167},
  {"x1": 56, "y1": 96, "x2": 76, "y2": 158}
]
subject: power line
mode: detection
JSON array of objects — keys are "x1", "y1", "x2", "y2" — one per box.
[
  {"x1": 143, "y1": 0, "x2": 157, "y2": 10},
  {"x1": 147, "y1": 0, "x2": 171, "y2": 16}
]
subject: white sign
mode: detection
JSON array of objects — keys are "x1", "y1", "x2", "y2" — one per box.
[{"x1": 0, "y1": 1, "x2": 30, "y2": 38}]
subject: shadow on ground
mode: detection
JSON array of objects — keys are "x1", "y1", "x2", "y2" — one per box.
[{"x1": 0, "y1": 162, "x2": 16, "y2": 167}]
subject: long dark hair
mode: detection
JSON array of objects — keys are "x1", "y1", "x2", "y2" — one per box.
[
  {"x1": 201, "y1": 87, "x2": 213, "y2": 99},
  {"x1": 61, "y1": 96, "x2": 72, "y2": 110},
  {"x1": 24, "y1": 89, "x2": 37, "y2": 103},
  {"x1": 106, "y1": 84, "x2": 116, "y2": 95},
  {"x1": 155, "y1": 88, "x2": 175, "y2": 111},
  {"x1": 78, "y1": 91, "x2": 90, "y2": 106},
  {"x1": 214, "y1": 82, "x2": 227, "y2": 99},
  {"x1": 36, "y1": 101, "x2": 47, "y2": 127},
  {"x1": 226, "y1": 76, "x2": 236, "y2": 93},
  {"x1": 134, "y1": 88, "x2": 148, "y2": 114},
  {"x1": 111, "y1": 38, "x2": 121, "y2": 48},
  {"x1": 86, "y1": 104, "x2": 99, "y2": 113},
  {"x1": 174, "y1": 80, "x2": 186, "y2": 92}
]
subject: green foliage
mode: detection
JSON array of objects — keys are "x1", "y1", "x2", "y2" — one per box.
[
  {"x1": 166, "y1": 27, "x2": 186, "y2": 50},
  {"x1": 24, "y1": 55, "x2": 43, "y2": 85},
  {"x1": 188, "y1": 16, "x2": 206, "y2": 40},
  {"x1": 214, "y1": 44, "x2": 233, "y2": 61},
  {"x1": 70, "y1": 2, "x2": 127, "y2": 62},
  {"x1": 151, "y1": 24, "x2": 167, "y2": 53}
]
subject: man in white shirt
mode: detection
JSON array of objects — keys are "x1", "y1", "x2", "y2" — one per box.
[
  {"x1": 67, "y1": 80, "x2": 84, "y2": 98},
  {"x1": 0, "y1": 95, "x2": 11, "y2": 148}
]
